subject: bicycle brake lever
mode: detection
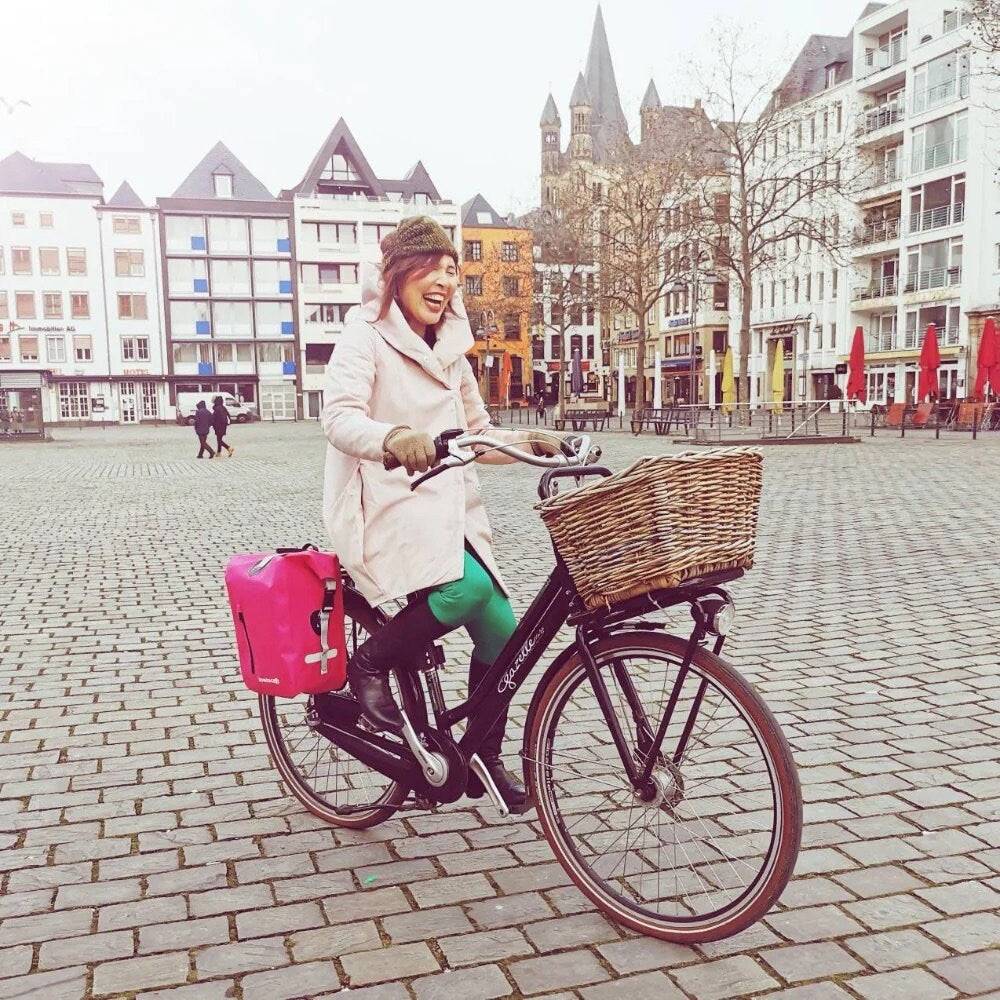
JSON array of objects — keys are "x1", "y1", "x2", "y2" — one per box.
[{"x1": 410, "y1": 462, "x2": 456, "y2": 491}]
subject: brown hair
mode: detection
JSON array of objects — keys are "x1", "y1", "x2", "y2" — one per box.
[{"x1": 379, "y1": 252, "x2": 457, "y2": 325}]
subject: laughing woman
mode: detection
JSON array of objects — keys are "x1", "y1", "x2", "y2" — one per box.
[{"x1": 321, "y1": 216, "x2": 561, "y2": 810}]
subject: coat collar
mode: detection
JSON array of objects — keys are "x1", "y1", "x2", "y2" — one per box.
[{"x1": 348, "y1": 262, "x2": 473, "y2": 387}]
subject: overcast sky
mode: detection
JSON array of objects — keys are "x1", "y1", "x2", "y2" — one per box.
[{"x1": 2, "y1": 0, "x2": 858, "y2": 214}]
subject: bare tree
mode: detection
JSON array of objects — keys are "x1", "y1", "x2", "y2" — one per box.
[
  {"x1": 527, "y1": 193, "x2": 596, "y2": 416},
  {"x1": 692, "y1": 22, "x2": 858, "y2": 406},
  {"x1": 968, "y1": 0, "x2": 1000, "y2": 52},
  {"x1": 591, "y1": 139, "x2": 704, "y2": 412}
]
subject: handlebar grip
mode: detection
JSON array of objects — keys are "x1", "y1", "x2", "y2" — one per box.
[{"x1": 383, "y1": 453, "x2": 401, "y2": 471}]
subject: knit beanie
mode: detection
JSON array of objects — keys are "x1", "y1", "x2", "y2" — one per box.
[{"x1": 380, "y1": 215, "x2": 458, "y2": 272}]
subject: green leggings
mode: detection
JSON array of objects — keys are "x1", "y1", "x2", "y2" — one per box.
[{"x1": 427, "y1": 550, "x2": 517, "y2": 664}]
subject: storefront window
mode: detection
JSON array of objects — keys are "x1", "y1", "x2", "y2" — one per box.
[{"x1": 59, "y1": 382, "x2": 90, "y2": 419}]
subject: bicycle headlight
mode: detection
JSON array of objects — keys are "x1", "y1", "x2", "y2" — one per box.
[{"x1": 693, "y1": 593, "x2": 736, "y2": 637}]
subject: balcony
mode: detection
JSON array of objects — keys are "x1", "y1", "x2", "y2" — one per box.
[
  {"x1": 856, "y1": 99, "x2": 906, "y2": 140},
  {"x1": 909, "y1": 202, "x2": 965, "y2": 234},
  {"x1": 915, "y1": 9, "x2": 973, "y2": 46},
  {"x1": 901, "y1": 324, "x2": 960, "y2": 349},
  {"x1": 853, "y1": 275, "x2": 899, "y2": 301},
  {"x1": 855, "y1": 217, "x2": 901, "y2": 247},
  {"x1": 911, "y1": 137, "x2": 967, "y2": 175},
  {"x1": 866, "y1": 330, "x2": 899, "y2": 353},
  {"x1": 903, "y1": 266, "x2": 962, "y2": 293},
  {"x1": 912, "y1": 76, "x2": 970, "y2": 116},
  {"x1": 860, "y1": 159, "x2": 905, "y2": 197},
  {"x1": 862, "y1": 38, "x2": 907, "y2": 79}
]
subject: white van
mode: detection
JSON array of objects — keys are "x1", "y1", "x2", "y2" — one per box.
[{"x1": 176, "y1": 392, "x2": 256, "y2": 425}]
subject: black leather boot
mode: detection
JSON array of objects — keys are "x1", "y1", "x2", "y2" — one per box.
[
  {"x1": 347, "y1": 599, "x2": 450, "y2": 732},
  {"x1": 466, "y1": 655, "x2": 529, "y2": 813}
]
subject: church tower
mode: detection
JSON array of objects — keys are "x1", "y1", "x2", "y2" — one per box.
[
  {"x1": 539, "y1": 93, "x2": 561, "y2": 205},
  {"x1": 640, "y1": 79, "x2": 662, "y2": 143},
  {"x1": 569, "y1": 73, "x2": 593, "y2": 162}
]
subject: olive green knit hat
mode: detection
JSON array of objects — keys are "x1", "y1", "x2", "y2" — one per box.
[{"x1": 380, "y1": 215, "x2": 458, "y2": 272}]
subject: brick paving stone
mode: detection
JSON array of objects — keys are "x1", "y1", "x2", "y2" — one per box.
[
  {"x1": 466, "y1": 891, "x2": 555, "y2": 929},
  {"x1": 832, "y1": 865, "x2": 925, "y2": 898},
  {"x1": 0, "y1": 967, "x2": 87, "y2": 1000},
  {"x1": 924, "y1": 912, "x2": 1000, "y2": 953},
  {"x1": 848, "y1": 967, "x2": 957, "y2": 1000},
  {"x1": 845, "y1": 928, "x2": 949, "y2": 971},
  {"x1": 38, "y1": 930, "x2": 135, "y2": 970},
  {"x1": 98, "y1": 895, "x2": 187, "y2": 931},
  {"x1": 761, "y1": 941, "x2": 863, "y2": 982},
  {"x1": 195, "y1": 937, "x2": 289, "y2": 978},
  {"x1": 409, "y1": 872, "x2": 496, "y2": 908},
  {"x1": 91, "y1": 952, "x2": 190, "y2": 996},
  {"x1": 341, "y1": 942, "x2": 440, "y2": 986},
  {"x1": 523, "y1": 912, "x2": 620, "y2": 952},
  {"x1": 930, "y1": 950, "x2": 1000, "y2": 995},
  {"x1": 288, "y1": 920, "x2": 382, "y2": 961},
  {"x1": 322, "y1": 886, "x2": 410, "y2": 924},
  {"x1": 671, "y1": 954, "x2": 780, "y2": 1000},
  {"x1": 439, "y1": 927, "x2": 534, "y2": 966},
  {"x1": 843, "y1": 893, "x2": 942, "y2": 930},
  {"x1": 916, "y1": 879, "x2": 1000, "y2": 914},
  {"x1": 188, "y1": 884, "x2": 274, "y2": 917},
  {"x1": 240, "y1": 960, "x2": 339, "y2": 1000},
  {"x1": 138, "y1": 984, "x2": 236, "y2": 1000},
  {"x1": 412, "y1": 963, "x2": 513, "y2": 1000},
  {"x1": 384, "y1": 905, "x2": 474, "y2": 943},
  {"x1": 596, "y1": 935, "x2": 694, "y2": 974},
  {"x1": 580, "y1": 971, "x2": 687, "y2": 1000},
  {"x1": 138, "y1": 916, "x2": 231, "y2": 954},
  {"x1": 764, "y1": 904, "x2": 865, "y2": 942},
  {"x1": 509, "y1": 949, "x2": 610, "y2": 994},
  {"x1": 765, "y1": 985, "x2": 856, "y2": 999},
  {"x1": 0, "y1": 944, "x2": 32, "y2": 978},
  {"x1": 235, "y1": 900, "x2": 325, "y2": 939}
]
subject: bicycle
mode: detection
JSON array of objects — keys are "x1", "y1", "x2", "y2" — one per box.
[{"x1": 259, "y1": 430, "x2": 802, "y2": 943}]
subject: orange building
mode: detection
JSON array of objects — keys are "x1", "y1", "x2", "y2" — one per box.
[{"x1": 460, "y1": 195, "x2": 534, "y2": 406}]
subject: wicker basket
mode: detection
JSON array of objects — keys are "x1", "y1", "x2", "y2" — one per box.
[{"x1": 537, "y1": 447, "x2": 763, "y2": 610}]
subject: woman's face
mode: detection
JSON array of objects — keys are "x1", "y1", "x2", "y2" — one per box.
[{"x1": 397, "y1": 255, "x2": 459, "y2": 331}]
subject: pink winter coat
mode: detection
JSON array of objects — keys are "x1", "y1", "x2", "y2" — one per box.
[{"x1": 321, "y1": 264, "x2": 522, "y2": 607}]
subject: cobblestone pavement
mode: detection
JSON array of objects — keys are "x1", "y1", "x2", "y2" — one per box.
[{"x1": 2, "y1": 423, "x2": 1000, "y2": 1000}]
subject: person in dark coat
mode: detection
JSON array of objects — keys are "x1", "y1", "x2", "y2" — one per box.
[
  {"x1": 211, "y1": 395, "x2": 235, "y2": 457},
  {"x1": 193, "y1": 400, "x2": 215, "y2": 458}
]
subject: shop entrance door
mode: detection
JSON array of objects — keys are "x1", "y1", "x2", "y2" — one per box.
[{"x1": 120, "y1": 382, "x2": 138, "y2": 424}]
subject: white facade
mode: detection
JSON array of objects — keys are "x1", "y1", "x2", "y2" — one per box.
[
  {"x1": 737, "y1": 1, "x2": 999, "y2": 408},
  {"x1": 293, "y1": 196, "x2": 460, "y2": 418},
  {"x1": 0, "y1": 189, "x2": 113, "y2": 425},
  {"x1": 96, "y1": 203, "x2": 169, "y2": 422}
]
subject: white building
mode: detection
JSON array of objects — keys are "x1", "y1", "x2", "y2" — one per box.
[
  {"x1": 96, "y1": 182, "x2": 169, "y2": 422},
  {"x1": 281, "y1": 119, "x2": 460, "y2": 419},
  {"x1": 0, "y1": 153, "x2": 112, "y2": 429},
  {"x1": 739, "y1": 0, "x2": 1000, "y2": 408}
]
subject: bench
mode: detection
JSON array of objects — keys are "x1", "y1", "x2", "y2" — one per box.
[
  {"x1": 630, "y1": 407, "x2": 687, "y2": 435},
  {"x1": 553, "y1": 409, "x2": 608, "y2": 432}
]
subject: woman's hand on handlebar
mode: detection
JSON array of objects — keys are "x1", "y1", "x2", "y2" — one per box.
[
  {"x1": 383, "y1": 427, "x2": 438, "y2": 475},
  {"x1": 526, "y1": 430, "x2": 568, "y2": 458}
]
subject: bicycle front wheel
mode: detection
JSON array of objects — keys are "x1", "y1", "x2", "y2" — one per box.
[{"x1": 524, "y1": 630, "x2": 801, "y2": 943}]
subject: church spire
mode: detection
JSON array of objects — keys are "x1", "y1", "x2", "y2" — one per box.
[{"x1": 583, "y1": 4, "x2": 627, "y2": 156}]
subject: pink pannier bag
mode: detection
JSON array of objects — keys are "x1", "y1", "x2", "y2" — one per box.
[{"x1": 225, "y1": 546, "x2": 348, "y2": 698}]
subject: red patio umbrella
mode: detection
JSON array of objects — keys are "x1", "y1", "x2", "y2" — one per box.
[
  {"x1": 499, "y1": 351, "x2": 512, "y2": 407},
  {"x1": 846, "y1": 327, "x2": 867, "y2": 403},
  {"x1": 973, "y1": 317, "x2": 999, "y2": 400},
  {"x1": 917, "y1": 323, "x2": 940, "y2": 402}
]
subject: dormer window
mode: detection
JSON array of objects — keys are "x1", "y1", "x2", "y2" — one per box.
[
  {"x1": 826, "y1": 65, "x2": 838, "y2": 89},
  {"x1": 213, "y1": 172, "x2": 233, "y2": 198}
]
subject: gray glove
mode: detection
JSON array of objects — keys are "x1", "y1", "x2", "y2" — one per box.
[{"x1": 383, "y1": 427, "x2": 437, "y2": 475}]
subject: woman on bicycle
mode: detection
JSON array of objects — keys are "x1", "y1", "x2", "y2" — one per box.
[{"x1": 322, "y1": 215, "x2": 561, "y2": 811}]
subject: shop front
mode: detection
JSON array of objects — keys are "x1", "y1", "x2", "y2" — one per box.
[{"x1": 0, "y1": 371, "x2": 46, "y2": 438}]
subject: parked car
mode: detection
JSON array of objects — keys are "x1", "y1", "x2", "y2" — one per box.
[{"x1": 176, "y1": 392, "x2": 256, "y2": 425}]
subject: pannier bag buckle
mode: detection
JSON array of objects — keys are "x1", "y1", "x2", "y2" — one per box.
[{"x1": 303, "y1": 579, "x2": 339, "y2": 676}]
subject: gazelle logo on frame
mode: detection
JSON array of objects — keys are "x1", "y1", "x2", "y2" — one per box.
[{"x1": 498, "y1": 625, "x2": 545, "y2": 693}]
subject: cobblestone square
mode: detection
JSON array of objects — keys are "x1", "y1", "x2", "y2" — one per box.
[{"x1": 2, "y1": 423, "x2": 999, "y2": 999}]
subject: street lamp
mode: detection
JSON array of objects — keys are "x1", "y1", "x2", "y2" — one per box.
[
  {"x1": 669, "y1": 249, "x2": 720, "y2": 408},
  {"x1": 475, "y1": 308, "x2": 498, "y2": 403}
]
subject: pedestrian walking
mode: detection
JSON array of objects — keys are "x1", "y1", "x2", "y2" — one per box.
[
  {"x1": 0, "y1": 405, "x2": 9, "y2": 437},
  {"x1": 11, "y1": 408, "x2": 22, "y2": 436},
  {"x1": 212, "y1": 395, "x2": 235, "y2": 457},
  {"x1": 193, "y1": 400, "x2": 215, "y2": 458},
  {"x1": 535, "y1": 390, "x2": 547, "y2": 423}
]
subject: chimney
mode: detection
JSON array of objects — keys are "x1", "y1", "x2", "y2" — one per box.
[{"x1": 693, "y1": 97, "x2": 702, "y2": 110}]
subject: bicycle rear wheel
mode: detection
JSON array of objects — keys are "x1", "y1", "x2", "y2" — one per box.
[
  {"x1": 260, "y1": 591, "x2": 408, "y2": 829},
  {"x1": 524, "y1": 630, "x2": 801, "y2": 943}
]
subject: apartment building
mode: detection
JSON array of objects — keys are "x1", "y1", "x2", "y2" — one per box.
[
  {"x1": 281, "y1": 118, "x2": 459, "y2": 419},
  {"x1": 157, "y1": 142, "x2": 298, "y2": 420},
  {"x1": 96, "y1": 183, "x2": 168, "y2": 422},
  {"x1": 848, "y1": 0, "x2": 997, "y2": 404},
  {"x1": 0, "y1": 152, "x2": 112, "y2": 430}
]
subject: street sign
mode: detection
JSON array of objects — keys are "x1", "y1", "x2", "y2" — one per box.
[{"x1": 835, "y1": 363, "x2": 848, "y2": 375}]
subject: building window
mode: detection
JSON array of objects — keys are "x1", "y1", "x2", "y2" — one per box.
[
  {"x1": 304, "y1": 221, "x2": 356, "y2": 245},
  {"x1": 73, "y1": 335, "x2": 93, "y2": 361},
  {"x1": 46, "y1": 335, "x2": 66, "y2": 362},
  {"x1": 114, "y1": 250, "x2": 145, "y2": 277},
  {"x1": 0, "y1": 246, "x2": 4, "y2": 274},
  {"x1": 502, "y1": 275, "x2": 519, "y2": 296},
  {"x1": 15, "y1": 292, "x2": 35, "y2": 319},
  {"x1": 70, "y1": 292, "x2": 90, "y2": 319},
  {"x1": 832, "y1": 270, "x2": 839, "y2": 299},
  {"x1": 213, "y1": 172, "x2": 234, "y2": 198},
  {"x1": 300, "y1": 262, "x2": 357, "y2": 286},
  {"x1": 39, "y1": 212, "x2": 54, "y2": 228},
  {"x1": 43, "y1": 292, "x2": 63, "y2": 319},
  {"x1": 19, "y1": 335, "x2": 39, "y2": 361},
  {"x1": 39, "y1": 247, "x2": 60, "y2": 275},
  {"x1": 117, "y1": 293, "x2": 148, "y2": 319},
  {"x1": 500, "y1": 242, "x2": 519, "y2": 262},
  {"x1": 251, "y1": 217, "x2": 291, "y2": 254},
  {"x1": 0, "y1": 291, "x2": 7, "y2": 319},
  {"x1": 141, "y1": 382, "x2": 159, "y2": 417},
  {"x1": 122, "y1": 337, "x2": 150, "y2": 361},
  {"x1": 11, "y1": 212, "x2": 25, "y2": 227},
  {"x1": 305, "y1": 302, "x2": 350, "y2": 324},
  {"x1": 67, "y1": 248, "x2": 87, "y2": 275},
  {"x1": 465, "y1": 275, "x2": 483, "y2": 296},
  {"x1": 503, "y1": 314, "x2": 520, "y2": 339},
  {"x1": 208, "y1": 216, "x2": 249, "y2": 254},
  {"x1": 0, "y1": 336, "x2": 9, "y2": 361},
  {"x1": 165, "y1": 215, "x2": 207, "y2": 252},
  {"x1": 59, "y1": 382, "x2": 90, "y2": 418},
  {"x1": 465, "y1": 240, "x2": 482, "y2": 261},
  {"x1": 12, "y1": 247, "x2": 32, "y2": 274},
  {"x1": 112, "y1": 215, "x2": 141, "y2": 235}
]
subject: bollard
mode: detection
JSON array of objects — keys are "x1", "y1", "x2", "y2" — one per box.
[
  {"x1": 842, "y1": 407, "x2": 847, "y2": 437},
  {"x1": 935, "y1": 407, "x2": 941, "y2": 439},
  {"x1": 973, "y1": 409, "x2": 978, "y2": 440},
  {"x1": 870, "y1": 408, "x2": 876, "y2": 438}
]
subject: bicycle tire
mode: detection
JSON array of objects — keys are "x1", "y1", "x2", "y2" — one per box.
[
  {"x1": 260, "y1": 591, "x2": 408, "y2": 829},
  {"x1": 524, "y1": 630, "x2": 802, "y2": 943}
]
